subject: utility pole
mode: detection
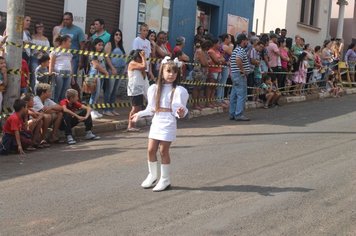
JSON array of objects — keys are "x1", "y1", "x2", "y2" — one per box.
[
  {"x1": 262, "y1": 0, "x2": 268, "y2": 34},
  {"x1": 4, "y1": 0, "x2": 25, "y2": 110}
]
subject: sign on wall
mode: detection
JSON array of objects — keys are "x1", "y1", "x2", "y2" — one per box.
[
  {"x1": 227, "y1": 14, "x2": 249, "y2": 37},
  {"x1": 137, "y1": 0, "x2": 170, "y2": 34}
]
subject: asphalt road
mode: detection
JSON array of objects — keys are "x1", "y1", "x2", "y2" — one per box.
[{"x1": 1, "y1": 95, "x2": 356, "y2": 236}]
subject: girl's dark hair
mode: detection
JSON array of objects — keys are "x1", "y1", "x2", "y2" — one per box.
[
  {"x1": 91, "y1": 38, "x2": 104, "y2": 51},
  {"x1": 109, "y1": 29, "x2": 125, "y2": 54},
  {"x1": 304, "y1": 44, "x2": 310, "y2": 50},
  {"x1": 38, "y1": 53, "x2": 50, "y2": 64},
  {"x1": 211, "y1": 38, "x2": 219, "y2": 45},
  {"x1": 21, "y1": 93, "x2": 34, "y2": 103},
  {"x1": 323, "y1": 40, "x2": 331, "y2": 48},
  {"x1": 348, "y1": 43, "x2": 355, "y2": 50},
  {"x1": 34, "y1": 21, "x2": 44, "y2": 34},
  {"x1": 262, "y1": 74, "x2": 271, "y2": 82},
  {"x1": 128, "y1": 49, "x2": 143, "y2": 64},
  {"x1": 229, "y1": 34, "x2": 236, "y2": 49},
  {"x1": 219, "y1": 34, "x2": 230, "y2": 42},
  {"x1": 297, "y1": 52, "x2": 307, "y2": 68},
  {"x1": 55, "y1": 35, "x2": 71, "y2": 45},
  {"x1": 277, "y1": 38, "x2": 285, "y2": 47},
  {"x1": 201, "y1": 40, "x2": 213, "y2": 50},
  {"x1": 147, "y1": 30, "x2": 156, "y2": 41},
  {"x1": 314, "y1": 46, "x2": 321, "y2": 52},
  {"x1": 286, "y1": 37, "x2": 293, "y2": 50},
  {"x1": 260, "y1": 34, "x2": 269, "y2": 44},
  {"x1": 155, "y1": 61, "x2": 181, "y2": 111}
]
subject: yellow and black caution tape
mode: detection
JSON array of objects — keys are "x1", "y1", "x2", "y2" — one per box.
[{"x1": 5, "y1": 41, "x2": 228, "y2": 68}]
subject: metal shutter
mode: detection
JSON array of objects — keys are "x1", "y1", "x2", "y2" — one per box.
[
  {"x1": 25, "y1": 0, "x2": 64, "y2": 45},
  {"x1": 86, "y1": 0, "x2": 121, "y2": 35}
]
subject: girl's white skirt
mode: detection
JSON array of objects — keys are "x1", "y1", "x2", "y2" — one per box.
[{"x1": 149, "y1": 112, "x2": 177, "y2": 142}]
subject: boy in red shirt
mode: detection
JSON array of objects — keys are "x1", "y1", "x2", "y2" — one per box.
[
  {"x1": 0, "y1": 99, "x2": 32, "y2": 155},
  {"x1": 60, "y1": 89, "x2": 100, "y2": 145}
]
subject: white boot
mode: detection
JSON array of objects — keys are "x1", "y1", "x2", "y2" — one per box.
[
  {"x1": 153, "y1": 164, "x2": 171, "y2": 192},
  {"x1": 141, "y1": 161, "x2": 158, "y2": 188}
]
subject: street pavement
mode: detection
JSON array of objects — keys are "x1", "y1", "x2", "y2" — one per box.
[{"x1": 1, "y1": 95, "x2": 356, "y2": 236}]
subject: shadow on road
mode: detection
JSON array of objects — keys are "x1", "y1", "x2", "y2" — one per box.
[{"x1": 172, "y1": 185, "x2": 314, "y2": 196}]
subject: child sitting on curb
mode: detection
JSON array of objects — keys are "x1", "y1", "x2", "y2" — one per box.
[
  {"x1": 59, "y1": 89, "x2": 100, "y2": 145},
  {"x1": 260, "y1": 74, "x2": 281, "y2": 109},
  {"x1": 0, "y1": 99, "x2": 32, "y2": 155}
]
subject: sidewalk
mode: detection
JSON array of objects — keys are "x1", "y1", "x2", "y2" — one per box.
[{"x1": 72, "y1": 88, "x2": 356, "y2": 137}]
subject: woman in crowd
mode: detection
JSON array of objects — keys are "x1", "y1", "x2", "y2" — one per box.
[
  {"x1": 88, "y1": 38, "x2": 109, "y2": 119},
  {"x1": 155, "y1": 31, "x2": 172, "y2": 59},
  {"x1": 191, "y1": 40, "x2": 211, "y2": 110},
  {"x1": 52, "y1": 19, "x2": 64, "y2": 47},
  {"x1": 321, "y1": 40, "x2": 334, "y2": 79},
  {"x1": 303, "y1": 44, "x2": 315, "y2": 91},
  {"x1": 49, "y1": 35, "x2": 73, "y2": 103},
  {"x1": 278, "y1": 38, "x2": 290, "y2": 94},
  {"x1": 207, "y1": 38, "x2": 224, "y2": 108},
  {"x1": 147, "y1": 30, "x2": 158, "y2": 78},
  {"x1": 31, "y1": 21, "x2": 50, "y2": 92},
  {"x1": 127, "y1": 49, "x2": 148, "y2": 132},
  {"x1": 293, "y1": 52, "x2": 308, "y2": 96},
  {"x1": 218, "y1": 34, "x2": 233, "y2": 107},
  {"x1": 344, "y1": 43, "x2": 356, "y2": 83},
  {"x1": 103, "y1": 29, "x2": 126, "y2": 116}
]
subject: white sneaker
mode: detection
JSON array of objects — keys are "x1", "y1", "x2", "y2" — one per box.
[
  {"x1": 85, "y1": 131, "x2": 100, "y2": 140},
  {"x1": 67, "y1": 135, "x2": 76, "y2": 145},
  {"x1": 91, "y1": 111, "x2": 99, "y2": 120},
  {"x1": 95, "y1": 110, "x2": 103, "y2": 118}
]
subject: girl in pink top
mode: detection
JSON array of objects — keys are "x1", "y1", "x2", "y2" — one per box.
[{"x1": 293, "y1": 52, "x2": 308, "y2": 96}]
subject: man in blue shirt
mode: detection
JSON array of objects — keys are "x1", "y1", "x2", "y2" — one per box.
[
  {"x1": 60, "y1": 12, "x2": 85, "y2": 77},
  {"x1": 92, "y1": 18, "x2": 111, "y2": 45}
]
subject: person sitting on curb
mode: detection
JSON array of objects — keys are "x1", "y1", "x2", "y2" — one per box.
[
  {"x1": 259, "y1": 74, "x2": 281, "y2": 109},
  {"x1": 0, "y1": 99, "x2": 32, "y2": 155},
  {"x1": 33, "y1": 83, "x2": 63, "y2": 143},
  {"x1": 59, "y1": 89, "x2": 100, "y2": 145}
]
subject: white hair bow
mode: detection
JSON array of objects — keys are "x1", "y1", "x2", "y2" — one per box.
[{"x1": 161, "y1": 56, "x2": 183, "y2": 68}]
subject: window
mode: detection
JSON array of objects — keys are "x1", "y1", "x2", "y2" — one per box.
[{"x1": 299, "y1": 0, "x2": 319, "y2": 27}]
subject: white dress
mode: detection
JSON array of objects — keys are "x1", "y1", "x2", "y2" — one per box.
[{"x1": 137, "y1": 84, "x2": 189, "y2": 142}]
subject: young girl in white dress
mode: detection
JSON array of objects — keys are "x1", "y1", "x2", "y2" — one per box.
[{"x1": 131, "y1": 57, "x2": 189, "y2": 192}]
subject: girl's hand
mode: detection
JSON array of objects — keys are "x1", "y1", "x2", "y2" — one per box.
[
  {"x1": 18, "y1": 146, "x2": 25, "y2": 155},
  {"x1": 177, "y1": 107, "x2": 186, "y2": 118},
  {"x1": 131, "y1": 113, "x2": 139, "y2": 123},
  {"x1": 139, "y1": 51, "x2": 145, "y2": 58},
  {"x1": 111, "y1": 67, "x2": 117, "y2": 76}
]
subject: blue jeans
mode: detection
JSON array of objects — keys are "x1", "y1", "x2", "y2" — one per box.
[
  {"x1": 89, "y1": 77, "x2": 104, "y2": 105},
  {"x1": 229, "y1": 72, "x2": 247, "y2": 118},
  {"x1": 54, "y1": 71, "x2": 71, "y2": 103},
  {"x1": 217, "y1": 67, "x2": 229, "y2": 102},
  {"x1": 103, "y1": 67, "x2": 125, "y2": 112},
  {"x1": 30, "y1": 56, "x2": 38, "y2": 92},
  {"x1": 72, "y1": 55, "x2": 79, "y2": 81}
]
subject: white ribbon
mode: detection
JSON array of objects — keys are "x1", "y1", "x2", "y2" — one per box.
[{"x1": 161, "y1": 56, "x2": 183, "y2": 68}]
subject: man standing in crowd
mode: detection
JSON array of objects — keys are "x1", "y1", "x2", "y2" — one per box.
[
  {"x1": 194, "y1": 26, "x2": 205, "y2": 45},
  {"x1": 92, "y1": 18, "x2": 111, "y2": 45},
  {"x1": 280, "y1": 29, "x2": 287, "y2": 40},
  {"x1": 267, "y1": 34, "x2": 282, "y2": 86},
  {"x1": 60, "y1": 12, "x2": 85, "y2": 75},
  {"x1": 22, "y1": 16, "x2": 32, "y2": 63},
  {"x1": 132, "y1": 24, "x2": 152, "y2": 80},
  {"x1": 229, "y1": 34, "x2": 250, "y2": 121}
]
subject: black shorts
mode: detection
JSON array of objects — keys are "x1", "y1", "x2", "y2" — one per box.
[
  {"x1": 259, "y1": 94, "x2": 267, "y2": 101},
  {"x1": 131, "y1": 95, "x2": 144, "y2": 107}
]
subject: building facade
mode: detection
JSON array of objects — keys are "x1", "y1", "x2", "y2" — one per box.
[
  {"x1": 253, "y1": 0, "x2": 333, "y2": 47},
  {"x1": 330, "y1": 0, "x2": 356, "y2": 46},
  {"x1": 1, "y1": 0, "x2": 255, "y2": 57}
]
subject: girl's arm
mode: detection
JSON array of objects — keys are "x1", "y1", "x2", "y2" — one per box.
[
  {"x1": 135, "y1": 85, "x2": 156, "y2": 118},
  {"x1": 196, "y1": 51, "x2": 209, "y2": 67},
  {"x1": 172, "y1": 86, "x2": 189, "y2": 119},
  {"x1": 128, "y1": 53, "x2": 146, "y2": 71},
  {"x1": 1, "y1": 66, "x2": 7, "y2": 86},
  {"x1": 223, "y1": 44, "x2": 233, "y2": 55},
  {"x1": 49, "y1": 54, "x2": 56, "y2": 74},
  {"x1": 104, "y1": 42, "x2": 117, "y2": 75},
  {"x1": 92, "y1": 59, "x2": 109, "y2": 76}
]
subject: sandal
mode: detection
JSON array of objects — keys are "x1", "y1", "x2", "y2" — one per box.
[
  {"x1": 40, "y1": 140, "x2": 51, "y2": 148},
  {"x1": 127, "y1": 128, "x2": 140, "y2": 132}
]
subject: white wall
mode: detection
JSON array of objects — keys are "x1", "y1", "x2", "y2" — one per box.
[
  {"x1": 120, "y1": 0, "x2": 139, "y2": 53},
  {"x1": 64, "y1": 0, "x2": 87, "y2": 31},
  {"x1": 285, "y1": 0, "x2": 331, "y2": 47},
  {"x1": 253, "y1": 0, "x2": 287, "y2": 34},
  {"x1": 0, "y1": 0, "x2": 7, "y2": 13}
]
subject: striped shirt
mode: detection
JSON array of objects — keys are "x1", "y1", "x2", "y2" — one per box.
[{"x1": 230, "y1": 46, "x2": 250, "y2": 74}]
